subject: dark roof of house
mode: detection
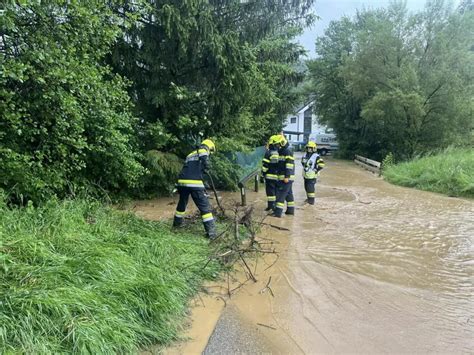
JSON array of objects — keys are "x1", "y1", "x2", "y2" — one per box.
[{"x1": 293, "y1": 97, "x2": 315, "y2": 114}]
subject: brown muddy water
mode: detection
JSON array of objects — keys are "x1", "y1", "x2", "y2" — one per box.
[{"x1": 135, "y1": 154, "x2": 474, "y2": 354}]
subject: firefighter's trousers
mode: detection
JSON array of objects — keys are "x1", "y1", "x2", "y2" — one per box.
[
  {"x1": 173, "y1": 187, "x2": 216, "y2": 238},
  {"x1": 265, "y1": 178, "x2": 277, "y2": 210},
  {"x1": 304, "y1": 178, "x2": 316, "y2": 205},
  {"x1": 274, "y1": 181, "x2": 294, "y2": 217}
]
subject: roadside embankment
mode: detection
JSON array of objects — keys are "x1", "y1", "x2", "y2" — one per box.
[
  {"x1": 0, "y1": 198, "x2": 221, "y2": 353},
  {"x1": 383, "y1": 147, "x2": 474, "y2": 198}
]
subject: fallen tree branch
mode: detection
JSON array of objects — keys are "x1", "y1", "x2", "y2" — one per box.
[
  {"x1": 259, "y1": 276, "x2": 275, "y2": 297},
  {"x1": 264, "y1": 254, "x2": 280, "y2": 271},
  {"x1": 258, "y1": 221, "x2": 291, "y2": 231},
  {"x1": 239, "y1": 252, "x2": 257, "y2": 282},
  {"x1": 215, "y1": 295, "x2": 227, "y2": 307},
  {"x1": 257, "y1": 323, "x2": 277, "y2": 330},
  {"x1": 208, "y1": 174, "x2": 226, "y2": 216}
]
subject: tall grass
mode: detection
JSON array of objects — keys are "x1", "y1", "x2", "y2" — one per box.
[
  {"x1": 0, "y1": 197, "x2": 220, "y2": 353},
  {"x1": 383, "y1": 147, "x2": 474, "y2": 198}
]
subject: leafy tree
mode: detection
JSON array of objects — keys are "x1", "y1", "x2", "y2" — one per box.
[
  {"x1": 1, "y1": 2, "x2": 144, "y2": 203},
  {"x1": 106, "y1": 0, "x2": 315, "y2": 193},
  {"x1": 307, "y1": 17, "x2": 360, "y2": 157},
  {"x1": 1, "y1": 1, "x2": 316, "y2": 201},
  {"x1": 109, "y1": 0, "x2": 315, "y2": 152},
  {"x1": 308, "y1": 0, "x2": 474, "y2": 160}
]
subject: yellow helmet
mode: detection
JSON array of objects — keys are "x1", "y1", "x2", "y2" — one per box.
[
  {"x1": 201, "y1": 139, "x2": 216, "y2": 153},
  {"x1": 268, "y1": 135, "x2": 280, "y2": 145},
  {"x1": 306, "y1": 141, "x2": 317, "y2": 149},
  {"x1": 280, "y1": 135, "x2": 287, "y2": 147}
]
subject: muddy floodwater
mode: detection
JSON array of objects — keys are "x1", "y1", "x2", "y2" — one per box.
[
  {"x1": 254, "y1": 157, "x2": 474, "y2": 354},
  {"x1": 137, "y1": 155, "x2": 474, "y2": 354}
]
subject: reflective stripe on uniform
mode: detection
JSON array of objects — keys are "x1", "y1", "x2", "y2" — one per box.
[
  {"x1": 285, "y1": 156, "x2": 294, "y2": 160},
  {"x1": 262, "y1": 166, "x2": 269, "y2": 172},
  {"x1": 278, "y1": 175, "x2": 295, "y2": 180},
  {"x1": 202, "y1": 213, "x2": 214, "y2": 222},
  {"x1": 304, "y1": 172, "x2": 317, "y2": 179},
  {"x1": 186, "y1": 149, "x2": 209, "y2": 161},
  {"x1": 275, "y1": 202, "x2": 284, "y2": 209},
  {"x1": 286, "y1": 163, "x2": 294, "y2": 168},
  {"x1": 267, "y1": 196, "x2": 276, "y2": 201},
  {"x1": 265, "y1": 174, "x2": 278, "y2": 180},
  {"x1": 287, "y1": 201, "x2": 295, "y2": 206},
  {"x1": 189, "y1": 148, "x2": 208, "y2": 156},
  {"x1": 262, "y1": 158, "x2": 270, "y2": 163},
  {"x1": 177, "y1": 179, "x2": 204, "y2": 188},
  {"x1": 307, "y1": 193, "x2": 316, "y2": 197},
  {"x1": 175, "y1": 211, "x2": 186, "y2": 218}
]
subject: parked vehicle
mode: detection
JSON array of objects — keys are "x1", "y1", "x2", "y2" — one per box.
[{"x1": 308, "y1": 133, "x2": 339, "y2": 156}]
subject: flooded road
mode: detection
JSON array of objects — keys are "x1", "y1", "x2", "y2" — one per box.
[
  {"x1": 256, "y1": 156, "x2": 474, "y2": 353},
  {"x1": 207, "y1": 155, "x2": 473, "y2": 354},
  {"x1": 137, "y1": 155, "x2": 474, "y2": 354}
]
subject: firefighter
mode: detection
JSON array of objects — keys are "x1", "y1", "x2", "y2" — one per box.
[
  {"x1": 301, "y1": 141, "x2": 325, "y2": 205},
  {"x1": 261, "y1": 135, "x2": 280, "y2": 211},
  {"x1": 272, "y1": 135, "x2": 295, "y2": 217},
  {"x1": 173, "y1": 139, "x2": 217, "y2": 239}
]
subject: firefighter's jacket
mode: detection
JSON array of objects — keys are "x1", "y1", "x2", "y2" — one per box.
[
  {"x1": 277, "y1": 145, "x2": 295, "y2": 181},
  {"x1": 261, "y1": 145, "x2": 279, "y2": 181},
  {"x1": 177, "y1": 145, "x2": 211, "y2": 189},
  {"x1": 301, "y1": 152, "x2": 325, "y2": 179}
]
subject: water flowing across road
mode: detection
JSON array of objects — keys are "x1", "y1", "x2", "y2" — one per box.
[
  {"x1": 136, "y1": 154, "x2": 474, "y2": 354},
  {"x1": 205, "y1": 155, "x2": 474, "y2": 354}
]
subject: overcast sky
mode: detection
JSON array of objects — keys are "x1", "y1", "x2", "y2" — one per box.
[{"x1": 297, "y1": 0, "x2": 461, "y2": 57}]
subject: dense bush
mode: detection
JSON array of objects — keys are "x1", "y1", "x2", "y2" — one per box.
[
  {"x1": 383, "y1": 147, "x2": 474, "y2": 198},
  {"x1": 1, "y1": 2, "x2": 314, "y2": 201},
  {"x1": 140, "y1": 150, "x2": 183, "y2": 196},
  {"x1": 1, "y1": 3, "x2": 144, "y2": 203},
  {"x1": 207, "y1": 153, "x2": 242, "y2": 191}
]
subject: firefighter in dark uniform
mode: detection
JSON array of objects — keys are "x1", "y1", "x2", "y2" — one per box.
[
  {"x1": 261, "y1": 135, "x2": 280, "y2": 211},
  {"x1": 173, "y1": 139, "x2": 217, "y2": 239},
  {"x1": 301, "y1": 141, "x2": 325, "y2": 205},
  {"x1": 272, "y1": 136, "x2": 295, "y2": 217}
]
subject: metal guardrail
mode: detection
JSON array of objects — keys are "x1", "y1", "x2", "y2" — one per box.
[
  {"x1": 237, "y1": 169, "x2": 260, "y2": 206},
  {"x1": 354, "y1": 154, "x2": 381, "y2": 175}
]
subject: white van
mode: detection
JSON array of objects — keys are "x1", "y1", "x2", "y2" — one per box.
[{"x1": 308, "y1": 133, "x2": 339, "y2": 156}]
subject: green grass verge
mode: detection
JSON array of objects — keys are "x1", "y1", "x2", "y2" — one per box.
[
  {"x1": 0, "y1": 198, "x2": 220, "y2": 353},
  {"x1": 383, "y1": 147, "x2": 474, "y2": 198}
]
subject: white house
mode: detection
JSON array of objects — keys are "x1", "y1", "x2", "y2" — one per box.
[{"x1": 283, "y1": 100, "x2": 328, "y2": 146}]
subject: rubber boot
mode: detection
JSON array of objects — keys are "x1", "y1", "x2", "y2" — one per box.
[
  {"x1": 173, "y1": 215, "x2": 184, "y2": 228},
  {"x1": 265, "y1": 201, "x2": 275, "y2": 211},
  {"x1": 272, "y1": 202, "x2": 284, "y2": 218},
  {"x1": 285, "y1": 201, "x2": 295, "y2": 215},
  {"x1": 204, "y1": 220, "x2": 217, "y2": 240}
]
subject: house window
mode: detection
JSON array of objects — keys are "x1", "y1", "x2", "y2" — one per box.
[
  {"x1": 288, "y1": 134, "x2": 292, "y2": 141},
  {"x1": 290, "y1": 117, "x2": 296, "y2": 124}
]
